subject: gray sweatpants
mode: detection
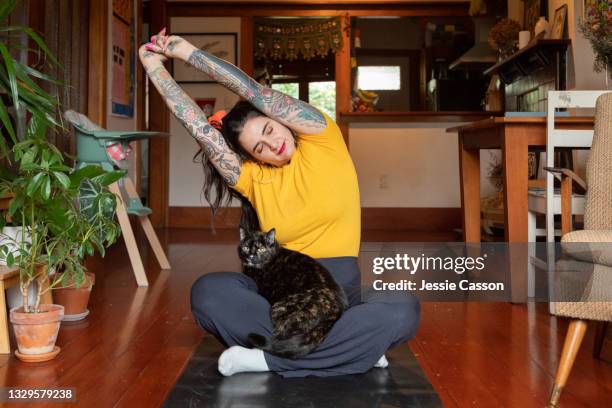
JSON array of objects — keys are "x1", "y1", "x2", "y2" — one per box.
[{"x1": 190, "y1": 256, "x2": 421, "y2": 378}]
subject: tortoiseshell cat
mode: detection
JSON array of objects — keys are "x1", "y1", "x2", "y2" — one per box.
[{"x1": 238, "y1": 227, "x2": 348, "y2": 359}]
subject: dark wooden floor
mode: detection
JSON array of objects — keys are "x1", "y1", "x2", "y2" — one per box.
[{"x1": 1, "y1": 228, "x2": 611, "y2": 407}]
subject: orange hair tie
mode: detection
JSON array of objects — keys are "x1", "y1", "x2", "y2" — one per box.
[{"x1": 208, "y1": 110, "x2": 227, "y2": 131}]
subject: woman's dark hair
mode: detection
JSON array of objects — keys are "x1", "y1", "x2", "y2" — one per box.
[{"x1": 193, "y1": 100, "x2": 265, "y2": 233}]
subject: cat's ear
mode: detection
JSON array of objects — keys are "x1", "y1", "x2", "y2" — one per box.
[
  {"x1": 265, "y1": 228, "x2": 276, "y2": 245},
  {"x1": 239, "y1": 227, "x2": 247, "y2": 241}
]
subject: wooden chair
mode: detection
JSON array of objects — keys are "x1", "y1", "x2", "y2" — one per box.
[
  {"x1": 64, "y1": 111, "x2": 171, "y2": 287},
  {"x1": 547, "y1": 92, "x2": 612, "y2": 407},
  {"x1": 528, "y1": 91, "x2": 608, "y2": 243},
  {"x1": 527, "y1": 91, "x2": 608, "y2": 299}
]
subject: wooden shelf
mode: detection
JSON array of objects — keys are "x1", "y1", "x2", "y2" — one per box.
[
  {"x1": 339, "y1": 111, "x2": 502, "y2": 124},
  {"x1": 483, "y1": 39, "x2": 571, "y2": 84}
]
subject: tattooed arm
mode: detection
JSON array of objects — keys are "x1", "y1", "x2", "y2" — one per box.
[
  {"x1": 154, "y1": 34, "x2": 327, "y2": 135},
  {"x1": 138, "y1": 45, "x2": 241, "y2": 185}
]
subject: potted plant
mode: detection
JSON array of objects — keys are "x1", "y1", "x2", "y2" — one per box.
[
  {"x1": 579, "y1": 0, "x2": 612, "y2": 87},
  {"x1": 50, "y1": 171, "x2": 123, "y2": 321},
  {"x1": 0, "y1": 0, "x2": 123, "y2": 361},
  {"x1": 0, "y1": 120, "x2": 123, "y2": 361}
]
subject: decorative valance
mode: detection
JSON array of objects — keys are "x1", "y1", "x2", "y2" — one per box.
[{"x1": 254, "y1": 17, "x2": 343, "y2": 61}]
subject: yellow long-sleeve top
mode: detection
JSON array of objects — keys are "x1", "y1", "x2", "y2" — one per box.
[{"x1": 232, "y1": 111, "x2": 361, "y2": 258}]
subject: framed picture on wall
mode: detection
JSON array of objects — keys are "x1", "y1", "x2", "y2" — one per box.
[
  {"x1": 173, "y1": 33, "x2": 237, "y2": 83},
  {"x1": 523, "y1": 0, "x2": 541, "y2": 36},
  {"x1": 550, "y1": 4, "x2": 568, "y2": 39}
]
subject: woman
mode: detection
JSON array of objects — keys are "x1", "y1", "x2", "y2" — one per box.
[{"x1": 139, "y1": 29, "x2": 420, "y2": 378}]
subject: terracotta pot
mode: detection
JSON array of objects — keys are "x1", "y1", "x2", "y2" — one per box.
[
  {"x1": 52, "y1": 272, "x2": 95, "y2": 317},
  {"x1": 9, "y1": 304, "x2": 64, "y2": 356}
]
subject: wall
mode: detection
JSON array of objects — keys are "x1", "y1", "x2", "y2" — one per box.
[
  {"x1": 168, "y1": 17, "x2": 242, "y2": 207},
  {"x1": 349, "y1": 122, "x2": 462, "y2": 207}
]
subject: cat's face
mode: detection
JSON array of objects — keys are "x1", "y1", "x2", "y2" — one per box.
[{"x1": 238, "y1": 228, "x2": 278, "y2": 268}]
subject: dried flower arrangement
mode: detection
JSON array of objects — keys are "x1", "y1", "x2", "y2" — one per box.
[{"x1": 488, "y1": 18, "x2": 521, "y2": 59}]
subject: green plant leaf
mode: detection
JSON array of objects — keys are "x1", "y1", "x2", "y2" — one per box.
[
  {"x1": 0, "y1": 100, "x2": 16, "y2": 151},
  {"x1": 0, "y1": 42, "x2": 20, "y2": 115},
  {"x1": 53, "y1": 171, "x2": 71, "y2": 189},
  {"x1": 20, "y1": 27, "x2": 60, "y2": 66},
  {"x1": 8, "y1": 194, "x2": 23, "y2": 216},
  {"x1": 0, "y1": 0, "x2": 16, "y2": 22},
  {"x1": 92, "y1": 170, "x2": 126, "y2": 186},
  {"x1": 26, "y1": 172, "x2": 45, "y2": 196},
  {"x1": 6, "y1": 251, "x2": 14, "y2": 267},
  {"x1": 42, "y1": 175, "x2": 51, "y2": 199}
]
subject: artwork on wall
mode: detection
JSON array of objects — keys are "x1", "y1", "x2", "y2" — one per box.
[
  {"x1": 111, "y1": 0, "x2": 135, "y2": 118},
  {"x1": 523, "y1": 0, "x2": 541, "y2": 36},
  {"x1": 195, "y1": 98, "x2": 216, "y2": 117},
  {"x1": 550, "y1": 4, "x2": 568, "y2": 39},
  {"x1": 173, "y1": 33, "x2": 237, "y2": 83}
]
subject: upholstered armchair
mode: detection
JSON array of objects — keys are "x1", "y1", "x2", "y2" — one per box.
[{"x1": 548, "y1": 92, "x2": 612, "y2": 407}]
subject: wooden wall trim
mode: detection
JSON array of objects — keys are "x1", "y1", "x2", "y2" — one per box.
[
  {"x1": 335, "y1": 14, "x2": 350, "y2": 146},
  {"x1": 135, "y1": 0, "x2": 144, "y2": 195},
  {"x1": 87, "y1": 0, "x2": 108, "y2": 127},
  {"x1": 168, "y1": 206, "x2": 461, "y2": 232},
  {"x1": 240, "y1": 16, "x2": 254, "y2": 76},
  {"x1": 167, "y1": 2, "x2": 469, "y2": 17},
  {"x1": 148, "y1": 0, "x2": 169, "y2": 227}
]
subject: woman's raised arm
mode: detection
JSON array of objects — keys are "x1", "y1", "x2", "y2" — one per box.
[
  {"x1": 139, "y1": 45, "x2": 241, "y2": 185},
  {"x1": 154, "y1": 33, "x2": 327, "y2": 135}
]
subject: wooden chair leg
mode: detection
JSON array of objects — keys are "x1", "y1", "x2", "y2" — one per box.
[
  {"x1": 109, "y1": 182, "x2": 149, "y2": 287},
  {"x1": 122, "y1": 177, "x2": 171, "y2": 270},
  {"x1": 549, "y1": 319, "x2": 588, "y2": 407},
  {"x1": 0, "y1": 281, "x2": 10, "y2": 354},
  {"x1": 560, "y1": 175, "x2": 572, "y2": 236},
  {"x1": 593, "y1": 321, "x2": 609, "y2": 359}
]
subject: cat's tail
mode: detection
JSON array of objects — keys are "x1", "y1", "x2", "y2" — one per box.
[{"x1": 247, "y1": 332, "x2": 316, "y2": 359}]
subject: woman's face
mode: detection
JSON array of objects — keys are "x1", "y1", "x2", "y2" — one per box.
[{"x1": 238, "y1": 116, "x2": 296, "y2": 167}]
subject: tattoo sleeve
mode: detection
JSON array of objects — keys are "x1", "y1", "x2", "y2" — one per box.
[
  {"x1": 186, "y1": 50, "x2": 326, "y2": 132},
  {"x1": 145, "y1": 66, "x2": 241, "y2": 185}
]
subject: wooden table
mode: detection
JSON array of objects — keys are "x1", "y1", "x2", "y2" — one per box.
[{"x1": 447, "y1": 116, "x2": 594, "y2": 301}]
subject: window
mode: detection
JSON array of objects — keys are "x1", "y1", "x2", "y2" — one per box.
[
  {"x1": 271, "y1": 83, "x2": 299, "y2": 99},
  {"x1": 308, "y1": 81, "x2": 336, "y2": 119},
  {"x1": 357, "y1": 66, "x2": 401, "y2": 91}
]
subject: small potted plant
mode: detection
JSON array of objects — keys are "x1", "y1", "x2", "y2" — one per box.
[{"x1": 50, "y1": 170, "x2": 123, "y2": 321}]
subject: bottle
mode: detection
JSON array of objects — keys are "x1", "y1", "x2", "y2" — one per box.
[{"x1": 534, "y1": 16, "x2": 550, "y2": 39}]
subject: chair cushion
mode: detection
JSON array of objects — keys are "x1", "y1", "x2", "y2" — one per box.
[{"x1": 561, "y1": 230, "x2": 612, "y2": 267}]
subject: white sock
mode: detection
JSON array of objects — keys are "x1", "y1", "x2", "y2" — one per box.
[
  {"x1": 374, "y1": 354, "x2": 389, "y2": 368},
  {"x1": 218, "y1": 345, "x2": 270, "y2": 376}
]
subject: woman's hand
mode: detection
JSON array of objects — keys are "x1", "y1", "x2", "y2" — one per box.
[
  {"x1": 138, "y1": 43, "x2": 167, "y2": 70},
  {"x1": 148, "y1": 28, "x2": 195, "y2": 61}
]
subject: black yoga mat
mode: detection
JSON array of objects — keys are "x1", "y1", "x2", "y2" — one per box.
[{"x1": 163, "y1": 336, "x2": 443, "y2": 408}]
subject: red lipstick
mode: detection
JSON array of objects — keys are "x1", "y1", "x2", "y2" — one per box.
[{"x1": 278, "y1": 142, "x2": 286, "y2": 155}]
